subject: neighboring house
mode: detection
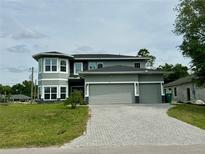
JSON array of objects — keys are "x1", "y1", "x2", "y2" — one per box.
[
  {"x1": 10, "y1": 94, "x2": 31, "y2": 102},
  {"x1": 0, "y1": 94, "x2": 31, "y2": 102},
  {"x1": 164, "y1": 76, "x2": 205, "y2": 103},
  {"x1": 33, "y1": 51, "x2": 167, "y2": 104}
]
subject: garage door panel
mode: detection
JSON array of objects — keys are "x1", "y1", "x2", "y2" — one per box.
[
  {"x1": 139, "y1": 83, "x2": 161, "y2": 104},
  {"x1": 89, "y1": 84, "x2": 134, "y2": 104}
]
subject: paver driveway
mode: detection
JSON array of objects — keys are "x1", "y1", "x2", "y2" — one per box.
[{"x1": 66, "y1": 104, "x2": 205, "y2": 147}]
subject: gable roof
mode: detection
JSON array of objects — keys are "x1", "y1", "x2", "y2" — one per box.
[
  {"x1": 165, "y1": 76, "x2": 193, "y2": 87},
  {"x1": 32, "y1": 51, "x2": 73, "y2": 61},
  {"x1": 80, "y1": 65, "x2": 168, "y2": 75},
  {"x1": 72, "y1": 54, "x2": 149, "y2": 60}
]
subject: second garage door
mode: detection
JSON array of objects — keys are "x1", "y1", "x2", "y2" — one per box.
[
  {"x1": 139, "y1": 83, "x2": 162, "y2": 104},
  {"x1": 89, "y1": 84, "x2": 135, "y2": 104}
]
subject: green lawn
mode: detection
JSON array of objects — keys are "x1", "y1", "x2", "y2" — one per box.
[
  {"x1": 0, "y1": 103, "x2": 88, "y2": 148},
  {"x1": 167, "y1": 104, "x2": 205, "y2": 129}
]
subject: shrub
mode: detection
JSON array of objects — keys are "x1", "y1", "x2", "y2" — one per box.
[{"x1": 64, "y1": 90, "x2": 84, "y2": 109}]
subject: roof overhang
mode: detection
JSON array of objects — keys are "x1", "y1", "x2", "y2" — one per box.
[
  {"x1": 32, "y1": 52, "x2": 74, "y2": 61},
  {"x1": 79, "y1": 71, "x2": 169, "y2": 76}
]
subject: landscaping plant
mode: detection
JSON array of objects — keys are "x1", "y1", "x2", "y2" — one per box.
[{"x1": 64, "y1": 90, "x2": 84, "y2": 109}]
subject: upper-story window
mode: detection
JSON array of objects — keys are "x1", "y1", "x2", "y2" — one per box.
[
  {"x1": 97, "y1": 62, "x2": 103, "y2": 69},
  {"x1": 60, "y1": 60, "x2": 67, "y2": 72},
  {"x1": 134, "y1": 62, "x2": 140, "y2": 68},
  {"x1": 89, "y1": 62, "x2": 104, "y2": 70},
  {"x1": 74, "y1": 62, "x2": 83, "y2": 75},
  {"x1": 89, "y1": 62, "x2": 97, "y2": 70},
  {"x1": 45, "y1": 58, "x2": 57, "y2": 72}
]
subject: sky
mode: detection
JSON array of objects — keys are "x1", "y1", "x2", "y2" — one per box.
[{"x1": 0, "y1": 0, "x2": 191, "y2": 85}]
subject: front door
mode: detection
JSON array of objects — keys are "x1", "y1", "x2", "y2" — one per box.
[
  {"x1": 187, "y1": 88, "x2": 191, "y2": 101},
  {"x1": 71, "y1": 86, "x2": 84, "y2": 94}
]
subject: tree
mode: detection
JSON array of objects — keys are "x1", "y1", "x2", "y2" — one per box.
[
  {"x1": 174, "y1": 0, "x2": 205, "y2": 84},
  {"x1": 137, "y1": 49, "x2": 156, "y2": 67},
  {"x1": 11, "y1": 84, "x2": 24, "y2": 94},
  {"x1": 22, "y1": 80, "x2": 32, "y2": 97},
  {"x1": 158, "y1": 63, "x2": 189, "y2": 83}
]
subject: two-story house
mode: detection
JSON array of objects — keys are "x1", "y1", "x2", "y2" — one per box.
[{"x1": 33, "y1": 51, "x2": 166, "y2": 104}]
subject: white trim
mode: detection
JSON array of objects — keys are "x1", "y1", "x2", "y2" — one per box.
[
  {"x1": 137, "y1": 82, "x2": 140, "y2": 96},
  {"x1": 74, "y1": 62, "x2": 83, "y2": 75},
  {"x1": 85, "y1": 84, "x2": 89, "y2": 97},
  {"x1": 140, "y1": 81, "x2": 164, "y2": 84},
  {"x1": 134, "y1": 83, "x2": 137, "y2": 96},
  {"x1": 161, "y1": 83, "x2": 165, "y2": 95},
  {"x1": 39, "y1": 78, "x2": 68, "y2": 81}
]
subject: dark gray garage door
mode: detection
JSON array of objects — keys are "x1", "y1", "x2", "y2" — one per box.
[
  {"x1": 89, "y1": 84, "x2": 135, "y2": 104},
  {"x1": 139, "y1": 83, "x2": 161, "y2": 104}
]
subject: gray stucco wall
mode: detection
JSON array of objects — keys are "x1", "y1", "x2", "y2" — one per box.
[
  {"x1": 165, "y1": 82, "x2": 205, "y2": 102},
  {"x1": 38, "y1": 80, "x2": 68, "y2": 86},
  {"x1": 84, "y1": 74, "x2": 139, "y2": 82},
  {"x1": 139, "y1": 74, "x2": 163, "y2": 82},
  {"x1": 39, "y1": 73, "x2": 69, "y2": 79},
  {"x1": 99, "y1": 60, "x2": 147, "y2": 68},
  {"x1": 195, "y1": 85, "x2": 205, "y2": 102}
]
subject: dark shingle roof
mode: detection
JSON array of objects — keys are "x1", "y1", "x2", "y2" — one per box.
[
  {"x1": 32, "y1": 51, "x2": 73, "y2": 61},
  {"x1": 165, "y1": 76, "x2": 193, "y2": 87},
  {"x1": 72, "y1": 54, "x2": 150, "y2": 60},
  {"x1": 80, "y1": 65, "x2": 167, "y2": 75},
  {"x1": 33, "y1": 52, "x2": 150, "y2": 61},
  {"x1": 73, "y1": 54, "x2": 136, "y2": 58}
]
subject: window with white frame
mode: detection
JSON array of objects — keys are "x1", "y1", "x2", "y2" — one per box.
[
  {"x1": 38, "y1": 59, "x2": 42, "y2": 73},
  {"x1": 60, "y1": 60, "x2": 67, "y2": 72},
  {"x1": 89, "y1": 62, "x2": 103, "y2": 70},
  {"x1": 74, "y1": 62, "x2": 83, "y2": 75},
  {"x1": 45, "y1": 58, "x2": 57, "y2": 72},
  {"x1": 44, "y1": 86, "x2": 57, "y2": 100},
  {"x1": 88, "y1": 62, "x2": 97, "y2": 70},
  {"x1": 60, "y1": 87, "x2": 67, "y2": 99}
]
